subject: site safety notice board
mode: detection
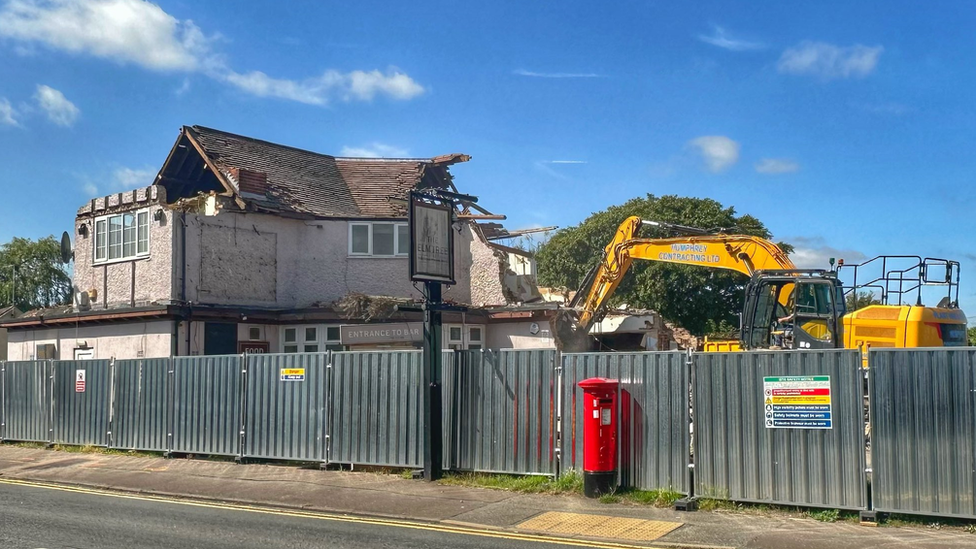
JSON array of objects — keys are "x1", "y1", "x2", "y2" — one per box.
[{"x1": 763, "y1": 375, "x2": 832, "y2": 429}]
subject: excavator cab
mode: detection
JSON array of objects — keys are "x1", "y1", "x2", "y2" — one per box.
[{"x1": 741, "y1": 271, "x2": 846, "y2": 350}]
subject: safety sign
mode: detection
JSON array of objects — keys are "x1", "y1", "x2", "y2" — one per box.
[
  {"x1": 75, "y1": 369, "x2": 86, "y2": 393},
  {"x1": 763, "y1": 376, "x2": 831, "y2": 429},
  {"x1": 280, "y1": 368, "x2": 306, "y2": 381}
]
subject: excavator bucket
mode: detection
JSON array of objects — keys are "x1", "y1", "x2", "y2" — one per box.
[{"x1": 548, "y1": 308, "x2": 596, "y2": 353}]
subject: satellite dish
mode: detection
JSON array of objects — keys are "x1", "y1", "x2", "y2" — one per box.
[{"x1": 60, "y1": 231, "x2": 73, "y2": 264}]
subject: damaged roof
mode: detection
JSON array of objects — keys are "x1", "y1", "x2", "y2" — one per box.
[{"x1": 156, "y1": 125, "x2": 470, "y2": 219}]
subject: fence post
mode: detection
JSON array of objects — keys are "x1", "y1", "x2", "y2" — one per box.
[
  {"x1": 165, "y1": 355, "x2": 175, "y2": 457},
  {"x1": 238, "y1": 352, "x2": 247, "y2": 463},
  {"x1": 106, "y1": 357, "x2": 116, "y2": 448},
  {"x1": 685, "y1": 348, "x2": 696, "y2": 504},
  {"x1": 0, "y1": 360, "x2": 5, "y2": 442},
  {"x1": 553, "y1": 349, "x2": 562, "y2": 478},
  {"x1": 47, "y1": 359, "x2": 55, "y2": 445},
  {"x1": 325, "y1": 349, "x2": 333, "y2": 465}
]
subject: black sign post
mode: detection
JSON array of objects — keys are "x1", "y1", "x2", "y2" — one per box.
[{"x1": 408, "y1": 191, "x2": 458, "y2": 482}]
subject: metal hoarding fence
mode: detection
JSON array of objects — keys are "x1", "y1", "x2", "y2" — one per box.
[
  {"x1": 110, "y1": 358, "x2": 172, "y2": 452},
  {"x1": 441, "y1": 349, "x2": 456, "y2": 469},
  {"x1": 329, "y1": 351, "x2": 423, "y2": 467},
  {"x1": 693, "y1": 350, "x2": 866, "y2": 510},
  {"x1": 52, "y1": 359, "x2": 112, "y2": 447},
  {"x1": 170, "y1": 355, "x2": 244, "y2": 457},
  {"x1": 870, "y1": 348, "x2": 976, "y2": 519},
  {"x1": 1, "y1": 360, "x2": 53, "y2": 443},
  {"x1": 449, "y1": 349, "x2": 557, "y2": 476},
  {"x1": 243, "y1": 353, "x2": 329, "y2": 462},
  {"x1": 561, "y1": 352, "x2": 690, "y2": 494}
]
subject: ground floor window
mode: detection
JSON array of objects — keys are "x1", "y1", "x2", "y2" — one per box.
[
  {"x1": 444, "y1": 324, "x2": 486, "y2": 350},
  {"x1": 280, "y1": 324, "x2": 343, "y2": 353}
]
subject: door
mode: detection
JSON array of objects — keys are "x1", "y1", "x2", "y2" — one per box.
[{"x1": 204, "y1": 322, "x2": 238, "y2": 356}]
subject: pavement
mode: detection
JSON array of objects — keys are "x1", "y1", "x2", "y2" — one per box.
[{"x1": 0, "y1": 444, "x2": 972, "y2": 549}]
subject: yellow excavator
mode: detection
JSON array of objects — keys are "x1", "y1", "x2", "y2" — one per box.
[{"x1": 562, "y1": 216, "x2": 967, "y2": 358}]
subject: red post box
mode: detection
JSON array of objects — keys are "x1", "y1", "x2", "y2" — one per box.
[{"x1": 578, "y1": 377, "x2": 618, "y2": 497}]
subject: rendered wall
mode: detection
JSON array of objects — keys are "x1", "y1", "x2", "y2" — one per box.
[
  {"x1": 180, "y1": 211, "x2": 507, "y2": 309},
  {"x1": 6, "y1": 321, "x2": 175, "y2": 361},
  {"x1": 485, "y1": 320, "x2": 556, "y2": 349}
]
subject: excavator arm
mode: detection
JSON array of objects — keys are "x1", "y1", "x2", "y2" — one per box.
[{"x1": 573, "y1": 216, "x2": 795, "y2": 332}]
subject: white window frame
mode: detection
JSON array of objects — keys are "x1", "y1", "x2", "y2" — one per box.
[
  {"x1": 348, "y1": 221, "x2": 409, "y2": 257},
  {"x1": 280, "y1": 324, "x2": 343, "y2": 353},
  {"x1": 446, "y1": 324, "x2": 465, "y2": 350},
  {"x1": 466, "y1": 326, "x2": 484, "y2": 350},
  {"x1": 93, "y1": 208, "x2": 151, "y2": 265}
]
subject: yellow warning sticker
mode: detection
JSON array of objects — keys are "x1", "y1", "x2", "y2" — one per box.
[
  {"x1": 771, "y1": 395, "x2": 831, "y2": 405},
  {"x1": 280, "y1": 368, "x2": 306, "y2": 381}
]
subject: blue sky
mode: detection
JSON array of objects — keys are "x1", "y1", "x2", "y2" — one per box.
[{"x1": 0, "y1": 1, "x2": 974, "y2": 312}]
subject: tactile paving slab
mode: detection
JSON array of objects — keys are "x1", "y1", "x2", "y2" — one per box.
[{"x1": 517, "y1": 511, "x2": 682, "y2": 541}]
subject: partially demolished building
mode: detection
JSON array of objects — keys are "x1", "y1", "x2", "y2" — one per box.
[{"x1": 3, "y1": 126, "x2": 673, "y2": 360}]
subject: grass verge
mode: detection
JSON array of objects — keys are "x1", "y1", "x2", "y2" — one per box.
[
  {"x1": 439, "y1": 471, "x2": 581, "y2": 494},
  {"x1": 439, "y1": 472, "x2": 680, "y2": 508}
]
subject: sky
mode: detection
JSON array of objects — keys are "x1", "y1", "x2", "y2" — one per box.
[{"x1": 0, "y1": 0, "x2": 974, "y2": 313}]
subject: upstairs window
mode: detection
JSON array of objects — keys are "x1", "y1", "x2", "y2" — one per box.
[
  {"x1": 94, "y1": 210, "x2": 150, "y2": 263},
  {"x1": 349, "y1": 222, "x2": 409, "y2": 257}
]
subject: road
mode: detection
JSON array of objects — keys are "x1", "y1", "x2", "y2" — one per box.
[{"x1": 0, "y1": 480, "x2": 602, "y2": 549}]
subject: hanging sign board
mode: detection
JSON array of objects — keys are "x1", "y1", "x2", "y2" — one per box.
[
  {"x1": 763, "y1": 375, "x2": 832, "y2": 429},
  {"x1": 75, "y1": 369, "x2": 86, "y2": 393},
  {"x1": 409, "y1": 192, "x2": 455, "y2": 284}
]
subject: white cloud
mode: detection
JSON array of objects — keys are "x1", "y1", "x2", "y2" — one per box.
[
  {"x1": 175, "y1": 77, "x2": 191, "y2": 96},
  {"x1": 34, "y1": 84, "x2": 79, "y2": 126},
  {"x1": 534, "y1": 161, "x2": 569, "y2": 180},
  {"x1": 697, "y1": 26, "x2": 764, "y2": 51},
  {"x1": 858, "y1": 101, "x2": 909, "y2": 115},
  {"x1": 514, "y1": 69, "x2": 602, "y2": 78},
  {"x1": 688, "y1": 136, "x2": 740, "y2": 173},
  {"x1": 112, "y1": 166, "x2": 155, "y2": 189},
  {"x1": 222, "y1": 67, "x2": 424, "y2": 105},
  {"x1": 0, "y1": 0, "x2": 425, "y2": 106},
  {"x1": 787, "y1": 236, "x2": 866, "y2": 269},
  {"x1": 778, "y1": 41, "x2": 883, "y2": 80},
  {"x1": 339, "y1": 143, "x2": 410, "y2": 158},
  {"x1": 548, "y1": 160, "x2": 587, "y2": 164},
  {"x1": 0, "y1": 0, "x2": 209, "y2": 71},
  {"x1": 755, "y1": 158, "x2": 800, "y2": 174},
  {"x1": 81, "y1": 181, "x2": 99, "y2": 196},
  {"x1": 0, "y1": 98, "x2": 19, "y2": 126}
]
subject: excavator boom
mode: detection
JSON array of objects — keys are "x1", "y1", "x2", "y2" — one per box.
[{"x1": 575, "y1": 216, "x2": 795, "y2": 332}]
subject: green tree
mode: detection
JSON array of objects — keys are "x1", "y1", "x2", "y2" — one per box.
[
  {"x1": 967, "y1": 326, "x2": 976, "y2": 347},
  {"x1": 846, "y1": 290, "x2": 881, "y2": 312},
  {"x1": 0, "y1": 236, "x2": 72, "y2": 311},
  {"x1": 536, "y1": 194, "x2": 788, "y2": 336}
]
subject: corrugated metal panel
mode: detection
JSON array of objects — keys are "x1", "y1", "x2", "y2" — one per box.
[
  {"x1": 330, "y1": 351, "x2": 423, "y2": 467},
  {"x1": 870, "y1": 349, "x2": 976, "y2": 519},
  {"x1": 1, "y1": 361, "x2": 53, "y2": 443},
  {"x1": 451, "y1": 349, "x2": 556, "y2": 475},
  {"x1": 170, "y1": 355, "x2": 243, "y2": 457},
  {"x1": 561, "y1": 352, "x2": 690, "y2": 493},
  {"x1": 693, "y1": 350, "x2": 866, "y2": 510},
  {"x1": 52, "y1": 360, "x2": 112, "y2": 446},
  {"x1": 243, "y1": 353, "x2": 329, "y2": 462},
  {"x1": 441, "y1": 350, "x2": 456, "y2": 469},
  {"x1": 110, "y1": 358, "x2": 172, "y2": 452}
]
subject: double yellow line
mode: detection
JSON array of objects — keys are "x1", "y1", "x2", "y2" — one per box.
[{"x1": 0, "y1": 478, "x2": 651, "y2": 549}]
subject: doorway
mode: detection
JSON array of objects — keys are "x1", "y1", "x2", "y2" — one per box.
[{"x1": 204, "y1": 322, "x2": 238, "y2": 355}]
